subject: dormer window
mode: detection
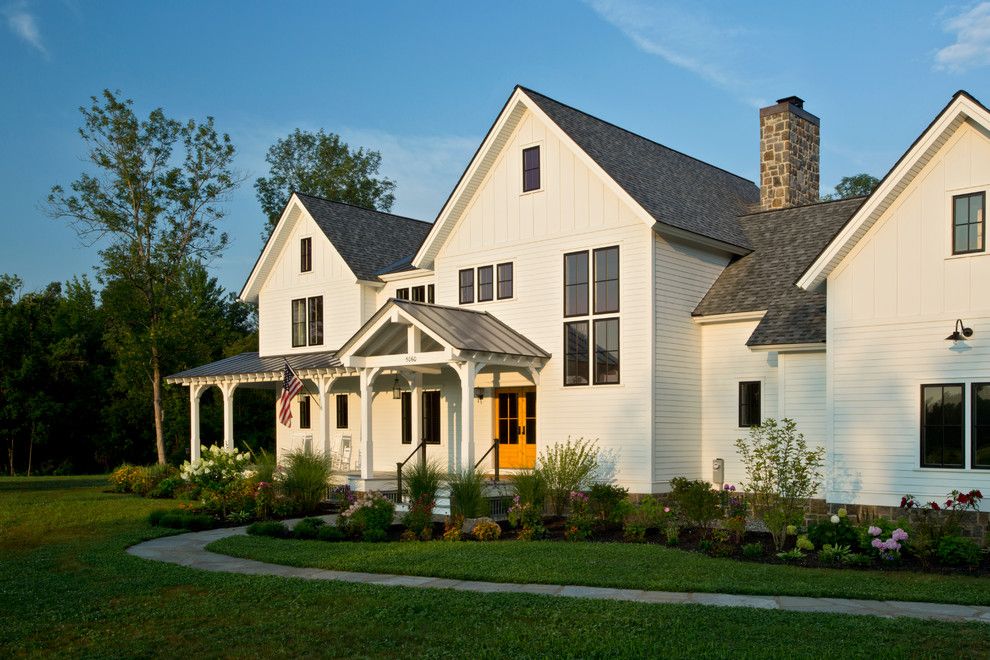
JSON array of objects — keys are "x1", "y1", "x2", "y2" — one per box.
[
  {"x1": 522, "y1": 146, "x2": 540, "y2": 192},
  {"x1": 300, "y1": 237, "x2": 312, "y2": 272},
  {"x1": 952, "y1": 192, "x2": 985, "y2": 255}
]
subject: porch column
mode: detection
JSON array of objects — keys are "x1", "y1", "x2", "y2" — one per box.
[
  {"x1": 318, "y1": 376, "x2": 334, "y2": 457},
  {"x1": 220, "y1": 381, "x2": 238, "y2": 451},
  {"x1": 189, "y1": 383, "x2": 207, "y2": 462},
  {"x1": 359, "y1": 367, "x2": 380, "y2": 479},
  {"x1": 456, "y1": 361, "x2": 478, "y2": 472}
]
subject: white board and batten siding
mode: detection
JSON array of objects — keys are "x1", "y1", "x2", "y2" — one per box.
[
  {"x1": 828, "y1": 120, "x2": 990, "y2": 506},
  {"x1": 432, "y1": 108, "x2": 656, "y2": 492}
]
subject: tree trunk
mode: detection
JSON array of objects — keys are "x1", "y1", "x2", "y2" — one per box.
[
  {"x1": 27, "y1": 421, "x2": 33, "y2": 477},
  {"x1": 7, "y1": 440, "x2": 13, "y2": 476},
  {"x1": 151, "y1": 347, "x2": 166, "y2": 465}
]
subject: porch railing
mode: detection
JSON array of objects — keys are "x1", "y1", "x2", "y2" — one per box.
[
  {"x1": 474, "y1": 439, "x2": 500, "y2": 482},
  {"x1": 395, "y1": 439, "x2": 428, "y2": 504}
]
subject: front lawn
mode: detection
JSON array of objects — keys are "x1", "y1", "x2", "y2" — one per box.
[
  {"x1": 209, "y1": 535, "x2": 990, "y2": 606},
  {"x1": 2, "y1": 477, "x2": 990, "y2": 657}
]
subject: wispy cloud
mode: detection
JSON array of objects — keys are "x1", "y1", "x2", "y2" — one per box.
[
  {"x1": 584, "y1": 0, "x2": 765, "y2": 106},
  {"x1": 934, "y1": 2, "x2": 990, "y2": 72},
  {"x1": 4, "y1": 1, "x2": 48, "y2": 57}
]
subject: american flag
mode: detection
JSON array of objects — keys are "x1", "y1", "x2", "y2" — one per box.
[{"x1": 279, "y1": 362, "x2": 304, "y2": 427}]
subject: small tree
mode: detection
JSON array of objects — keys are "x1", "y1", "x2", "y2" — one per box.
[
  {"x1": 734, "y1": 418, "x2": 825, "y2": 551},
  {"x1": 537, "y1": 437, "x2": 599, "y2": 515}
]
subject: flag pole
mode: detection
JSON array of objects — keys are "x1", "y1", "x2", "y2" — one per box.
[{"x1": 284, "y1": 360, "x2": 323, "y2": 410}]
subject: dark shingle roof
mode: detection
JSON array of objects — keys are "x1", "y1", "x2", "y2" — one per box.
[
  {"x1": 694, "y1": 197, "x2": 866, "y2": 346},
  {"x1": 521, "y1": 87, "x2": 760, "y2": 250},
  {"x1": 165, "y1": 351, "x2": 341, "y2": 381},
  {"x1": 295, "y1": 193, "x2": 432, "y2": 281}
]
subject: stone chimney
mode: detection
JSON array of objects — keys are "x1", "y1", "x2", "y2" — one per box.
[{"x1": 759, "y1": 96, "x2": 820, "y2": 210}]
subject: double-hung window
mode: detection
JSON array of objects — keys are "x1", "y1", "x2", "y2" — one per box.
[
  {"x1": 497, "y1": 263, "x2": 513, "y2": 299},
  {"x1": 291, "y1": 298, "x2": 307, "y2": 347},
  {"x1": 299, "y1": 396, "x2": 311, "y2": 429},
  {"x1": 477, "y1": 266, "x2": 494, "y2": 302},
  {"x1": 921, "y1": 384, "x2": 964, "y2": 468},
  {"x1": 427, "y1": 284, "x2": 435, "y2": 304},
  {"x1": 396, "y1": 288, "x2": 410, "y2": 300},
  {"x1": 336, "y1": 394, "x2": 348, "y2": 429},
  {"x1": 564, "y1": 252, "x2": 589, "y2": 317},
  {"x1": 300, "y1": 237, "x2": 312, "y2": 272},
  {"x1": 411, "y1": 285, "x2": 426, "y2": 302},
  {"x1": 952, "y1": 192, "x2": 985, "y2": 255},
  {"x1": 522, "y1": 146, "x2": 540, "y2": 192},
  {"x1": 291, "y1": 296, "x2": 323, "y2": 347},
  {"x1": 738, "y1": 381, "x2": 761, "y2": 427},
  {"x1": 307, "y1": 296, "x2": 323, "y2": 345},
  {"x1": 403, "y1": 391, "x2": 441, "y2": 444},
  {"x1": 974, "y1": 384, "x2": 990, "y2": 469},
  {"x1": 458, "y1": 269, "x2": 474, "y2": 304}
]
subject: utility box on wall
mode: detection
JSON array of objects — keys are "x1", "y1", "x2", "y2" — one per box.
[{"x1": 712, "y1": 458, "x2": 725, "y2": 487}]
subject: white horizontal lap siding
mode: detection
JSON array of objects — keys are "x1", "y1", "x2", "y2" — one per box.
[
  {"x1": 257, "y1": 212, "x2": 361, "y2": 356},
  {"x1": 654, "y1": 235, "x2": 730, "y2": 489},
  {"x1": 432, "y1": 109, "x2": 655, "y2": 492},
  {"x1": 779, "y1": 352, "x2": 827, "y2": 497},
  {"x1": 828, "y1": 121, "x2": 990, "y2": 506},
  {"x1": 700, "y1": 320, "x2": 779, "y2": 489}
]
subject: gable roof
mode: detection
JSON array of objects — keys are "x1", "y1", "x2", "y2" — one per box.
[
  {"x1": 164, "y1": 351, "x2": 342, "y2": 383},
  {"x1": 798, "y1": 90, "x2": 990, "y2": 290},
  {"x1": 520, "y1": 87, "x2": 760, "y2": 251},
  {"x1": 695, "y1": 196, "x2": 865, "y2": 346}
]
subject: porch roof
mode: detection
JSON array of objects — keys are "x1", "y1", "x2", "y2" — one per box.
[{"x1": 164, "y1": 351, "x2": 346, "y2": 385}]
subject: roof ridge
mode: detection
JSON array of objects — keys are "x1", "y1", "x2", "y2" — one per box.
[
  {"x1": 517, "y1": 85, "x2": 756, "y2": 186},
  {"x1": 738, "y1": 195, "x2": 867, "y2": 218},
  {"x1": 293, "y1": 191, "x2": 432, "y2": 225}
]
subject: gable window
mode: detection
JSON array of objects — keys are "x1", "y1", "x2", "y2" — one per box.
[
  {"x1": 291, "y1": 299, "x2": 307, "y2": 347},
  {"x1": 427, "y1": 284, "x2": 435, "y2": 304},
  {"x1": 564, "y1": 251, "x2": 589, "y2": 317},
  {"x1": 411, "y1": 285, "x2": 426, "y2": 302},
  {"x1": 921, "y1": 384, "x2": 964, "y2": 468},
  {"x1": 307, "y1": 296, "x2": 323, "y2": 345},
  {"x1": 522, "y1": 146, "x2": 540, "y2": 192},
  {"x1": 459, "y1": 269, "x2": 474, "y2": 304},
  {"x1": 738, "y1": 381, "x2": 761, "y2": 427},
  {"x1": 973, "y1": 384, "x2": 990, "y2": 469},
  {"x1": 300, "y1": 237, "x2": 312, "y2": 272},
  {"x1": 299, "y1": 396, "x2": 311, "y2": 429},
  {"x1": 478, "y1": 266, "x2": 494, "y2": 302},
  {"x1": 396, "y1": 287, "x2": 410, "y2": 300},
  {"x1": 423, "y1": 391, "x2": 441, "y2": 444},
  {"x1": 497, "y1": 262, "x2": 513, "y2": 299},
  {"x1": 952, "y1": 192, "x2": 985, "y2": 255},
  {"x1": 336, "y1": 394, "x2": 348, "y2": 429},
  {"x1": 593, "y1": 246, "x2": 620, "y2": 314},
  {"x1": 564, "y1": 321, "x2": 590, "y2": 386},
  {"x1": 593, "y1": 318, "x2": 620, "y2": 384}
]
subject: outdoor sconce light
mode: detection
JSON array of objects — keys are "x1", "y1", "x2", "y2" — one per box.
[
  {"x1": 392, "y1": 376, "x2": 402, "y2": 399},
  {"x1": 945, "y1": 319, "x2": 974, "y2": 342},
  {"x1": 474, "y1": 387, "x2": 485, "y2": 401}
]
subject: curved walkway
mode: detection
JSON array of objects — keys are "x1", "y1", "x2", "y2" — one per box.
[{"x1": 127, "y1": 524, "x2": 990, "y2": 624}]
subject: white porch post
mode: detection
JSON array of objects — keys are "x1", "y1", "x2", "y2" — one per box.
[
  {"x1": 411, "y1": 372, "x2": 423, "y2": 448},
  {"x1": 359, "y1": 368, "x2": 380, "y2": 479},
  {"x1": 220, "y1": 381, "x2": 238, "y2": 451},
  {"x1": 457, "y1": 361, "x2": 478, "y2": 472},
  {"x1": 189, "y1": 383, "x2": 207, "y2": 461},
  {"x1": 318, "y1": 376, "x2": 334, "y2": 457}
]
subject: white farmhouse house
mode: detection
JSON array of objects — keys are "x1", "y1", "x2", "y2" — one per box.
[{"x1": 167, "y1": 86, "x2": 990, "y2": 509}]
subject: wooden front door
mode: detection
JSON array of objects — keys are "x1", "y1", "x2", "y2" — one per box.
[{"x1": 493, "y1": 388, "x2": 536, "y2": 469}]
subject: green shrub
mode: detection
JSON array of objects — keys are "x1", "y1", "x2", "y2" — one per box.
[
  {"x1": 280, "y1": 448, "x2": 333, "y2": 514},
  {"x1": 776, "y1": 549, "x2": 804, "y2": 562},
  {"x1": 564, "y1": 491, "x2": 593, "y2": 541},
  {"x1": 147, "y1": 509, "x2": 169, "y2": 526},
  {"x1": 184, "y1": 514, "x2": 214, "y2": 531},
  {"x1": 511, "y1": 470, "x2": 547, "y2": 509},
  {"x1": 108, "y1": 464, "x2": 141, "y2": 493},
  {"x1": 669, "y1": 477, "x2": 721, "y2": 532},
  {"x1": 247, "y1": 521, "x2": 290, "y2": 538},
  {"x1": 841, "y1": 553, "x2": 873, "y2": 568},
  {"x1": 340, "y1": 491, "x2": 395, "y2": 539},
  {"x1": 251, "y1": 448, "x2": 278, "y2": 484},
  {"x1": 741, "y1": 542, "x2": 763, "y2": 558},
  {"x1": 317, "y1": 525, "x2": 345, "y2": 541},
  {"x1": 937, "y1": 535, "x2": 982, "y2": 567},
  {"x1": 402, "y1": 495, "x2": 435, "y2": 539},
  {"x1": 472, "y1": 518, "x2": 502, "y2": 541},
  {"x1": 622, "y1": 496, "x2": 672, "y2": 542},
  {"x1": 537, "y1": 437, "x2": 599, "y2": 515},
  {"x1": 447, "y1": 468, "x2": 487, "y2": 518},
  {"x1": 819, "y1": 543, "x2": 853, "y2": 564},
  {"x1": 362, "y1": 528, "x2": 388, "y2": 542},
  {"x1": 796, "y1": 535, "x2": 815, "y2": 551},
  {"x1": 808, "y1": 515, "x2": 859, "y2": 550},
  {"x1": 153, "y1": 511, "x2": 214, "y2": 531},
  {"x1": 293, "y1": 517, "x2": 326, "y2": 539},
  {"x1": 588, "y1": 483, "x2": 629, "y2": 525},
  {"x1": 148, "y1": 475, "x2": 183, "y2": 499},
  {"x1": 404, "y1": 460, "x2": 445, "y2": 504}
]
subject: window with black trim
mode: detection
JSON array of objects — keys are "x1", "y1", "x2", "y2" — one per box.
[
  {"x1": 307, "y1": 296, "x2": 323, "y2": 345},
  {"x1": 478, "y1": 265, "x2": 494, "y2": 302},
  {"x1": 952, "y1": 192, "x2": 985, "y2": 255},
  {"x1": 564, "y1": 321, "x2": 589, "y2": 386},
  {"x1": 497, "y1": 262, "x2": 513, "y2": 299},
  {"x1": 459, "y1": 269, "x2": 474, "y2": 304},
  {"x1": 975, "y1": 384, "x2": 990, "y2": 469},
  {"x1": 738, "y1": 381, "x2": 761, "y2": 427},
  {"x1": 593, "y1": 318, "x2": 620, "y2": 384},
  {"x1": 427, "y1": 284, "x2": 435, "y2": 304},
  {"x1": 523, "y1": 146, "x2": 540, "y2": 192},
  {"x1": 411, "y1": 285, "x2": 425, "y2": 302},
  {"x1": 401, "y1": 391, "x2": 412, "y2": 444},
  {"x1": 300, "y1": 237, "x2": 312, "y2": 272},
  {"x1": 593, "y1": 246, "x2": 619, "y2": 314},
  {"x1": 396, "y1": 288, "x2": 410, "y2": 300},
  {"x1": 921, "y1": 383, "x2": 964, "y2": 468},
  {"x1": 291, "y1": 298, "x2": 306, "y2": 347},
  {"x1": 564, "y1": 251, "x2": 589, "y2": 317},
  {"x1": 299, "y1": 395, "x2": 311, "y2": 429},
  {"x1": 423, "y1": 390, "x2": 441, "y2": 444},
  {"x1": 336, "y1": 394, "x2": 348, "y2": 429}
]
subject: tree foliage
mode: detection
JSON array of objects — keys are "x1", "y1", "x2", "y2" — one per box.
[
  {"x1": 254, "y1": 128, "x2": 395, "y2": 237},
  {"x1": 822, "y1": 173, "x2": 880, "y2": 200}
]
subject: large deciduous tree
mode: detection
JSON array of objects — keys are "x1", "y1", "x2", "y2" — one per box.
[
  {"x1": 255, "y1": 129, "x2": 395, "y2": 238},
  {"x1": 822, "y1": 173, "x2": 880, "y2": 200},
  {"x1": 48, "y1": 90, "x2": 239, "y2": 464}
]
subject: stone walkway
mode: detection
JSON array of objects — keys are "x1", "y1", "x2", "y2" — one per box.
[{"x1": 127, "y1": 523, "x2": 990, "y2": 624}]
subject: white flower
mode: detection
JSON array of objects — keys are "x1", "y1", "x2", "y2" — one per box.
[{"x1": 830, "y1": 515, "x2": 840, "y2": 524}]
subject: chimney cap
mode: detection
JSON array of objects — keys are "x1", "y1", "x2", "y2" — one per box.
[{"x1": 776, "y1": 95, "x2": 805, "y2": 108}]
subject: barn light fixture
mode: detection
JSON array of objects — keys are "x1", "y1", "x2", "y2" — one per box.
[
  {"x1": 392, "y1": 376, "x2": 403, "y2": 399},
  {"x1": 474, "y1": 387, "x2": 485, "y2": 401},
  {"x1": 945, "y1": 319, "x2": 974, "y2": 342}
]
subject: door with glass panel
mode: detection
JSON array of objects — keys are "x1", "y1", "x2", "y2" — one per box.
[{"x1": 493, "y1": 388, "x2": 536, "y2": 469}]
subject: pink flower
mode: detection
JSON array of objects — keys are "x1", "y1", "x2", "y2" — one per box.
[
  {"x1": 868, "y1": 525, "x2": 881, "y2": 537},
  {"x1": 663, "y1": 507, "x2": 671, "y2": 513},
  {"x1": 891, "y1": 528, "x2": 908, "y2": 542},
  {"x1": 871, "y1": 538, "x2": 883, "y2": 549}
]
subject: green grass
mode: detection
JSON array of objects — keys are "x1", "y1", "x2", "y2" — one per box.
[
  {"x1": 209, "y1": 535, "x2": 990, "y2": 606},
  {"x1": 2, "y1": 477, "x2": 990, "y2": 658}
]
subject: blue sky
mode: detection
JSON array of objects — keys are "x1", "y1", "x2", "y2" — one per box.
[{"x1": 3, "y1": 1, "x2": 990, "y2": 294}]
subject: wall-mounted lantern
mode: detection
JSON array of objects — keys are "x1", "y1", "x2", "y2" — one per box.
[
  {"x1": 945, "y1": 319, "x2": 974, "y2": 342},
  {"x1": 474, "y1": 387, "x2": 485, "y2": 401}
]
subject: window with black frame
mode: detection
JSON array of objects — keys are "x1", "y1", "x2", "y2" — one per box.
[
  {"x1": 738, "y1": 381, "x2": 761, "y2": 427},
  {"x1": 458, "y1": 269, "x2": 474, "y2": 304},
  {"x1": 973, "y1": 383, "x2": 990, "y2": 469},
  {"x1": 307, "y1": 296, "x2": 323, "y2": 345},
  {"x1": 952, "y1": 192, "x2": 985, "y2": 255},
  {"x1": 497, "y1": 262, "x2": 513, "y2": 299},
  {"x1": 921, "y1": 384, "x2": 964, "y2": 468},
  {"x1": 291, "y1": 298, "x2": 306, "y2": 347},
  {"x1": 477, "y1": 265, "x2": 493, "y2": 302},
  {"x1": 336, "y1": 394, "x2": 348, "y2": 429}
]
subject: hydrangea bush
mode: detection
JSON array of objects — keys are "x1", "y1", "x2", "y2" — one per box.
[{"x1": 180, "y1": 445, "x2": 255, "y2": 516}]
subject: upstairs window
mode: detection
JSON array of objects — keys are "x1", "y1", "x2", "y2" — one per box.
[
  {"x1": 396, "y1": 287, "x2": 410, "y2": 301},
  {"x1": 307, "y1": 296, "x2": 323, "y2": 345},
  {"x1": 921, "y1": 384, "x2": 964, "y2": 468},
  {"x1": 593, "y1": 318, "x2": 620, "y2": 384},
  {"x1": 458, "y1": 269, "x2": 474, "y2": 304},
  {"x1": 291, "y1": 299, "x2": 307, "y2": 347},
  {"x1": 952, "y1": 192, "x2": 985, "y2": 255},
  {"x1": 593, "y1": 246, "x2": 619, "y2": 314},
  {"x1": 336, "y1": 394, "x2": 348, "y2": 429},
  {"x1": 411, "y1": 285, "x2": 426, "y2": 302},
  {"x1": 292, "y1": 297, "x2": 323, "y2": 347},
  {"x1": 299, "y1": 395, "x2": 311, "y2": 429},
  {"x1": 427, "y1": 284, "x2": 435, "y2": 304},
  {"x1": 300, "y1": 237, "x2": 312, "y2": 272},
  {"x1": 478, "y1": 266, "x2": 494, "y2": 302},
  {"x1": 497, "y1": 262, "x2": 513, "y2": 299},
  {"x1": 738, "y1": 381, "x2": 761, "y2": 427},
  {"x1": 523, "y1": 146, "x2": 540, "y2": 192},
  {"x1": 564, "y1": 251, "x2": 589, "y2": 317}
]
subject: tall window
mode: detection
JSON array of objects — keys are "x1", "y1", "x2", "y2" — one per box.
[
  {"x1": 291, "y1": 298, "x2": 306, "y2": 347},
  {"x1": 593, "y1": 319, "x2": 620, "y2": 384},
  {"x1": 300, "y1": 237, "x2": 312, "y2": 272},
  {"x1": 952, "y1": 192, "x2": 985, "y2": 255},
  {"x1": 411, "y1": 285, "x2": 426, "y2": 302},
  {"x1": 477, "y1": 265, "x2": 494, "y2": 302},
  {"x1": 564, "y1": 321, "x2": 589, "y2": 386},
  {"x1": 396, "y1": 288, "x2": 410, "y2": 300},
  {"x1": 921, "y1": 384, "x2": 964, "y2": 468},
  {"x1": 564, "y1": 251, "x2": 589, "y2": 317},
  {"x1": 307, "y1": 296, "x2": 323, "y2": 345},
  {"x1": 497, "y1": 262, "x2": 513, "y2": 299},
  {"x1": 458, "y1": 269, "x2": 474, "y2": 304},
  {"x1": 423, "y1": 391, "x2": 441, "y2": 444},
  {"x1": 738, "y1": 381, "x2": 761, "y2": 427},
  {"x1": 522, "y1": 146, "x2": 540, "y2": 192},
  {"x1": 336, "y1": 394, "x2": 348, "y2": 429},
  {"x1": 427, "y1": 284, "x2": 435, "y2": 304},
  {"x1": 401, "y1": 391, "x2": 412, "y2": 444},
  {"x1": 593, "y1": 246, "x2": 619, "y2": 314},
  {"x1": 975, "y1": 384, "x2": 990, "y2": 469},
  {"x1": 299, "y1": 396, "x2": 311, "y2": 429}
]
